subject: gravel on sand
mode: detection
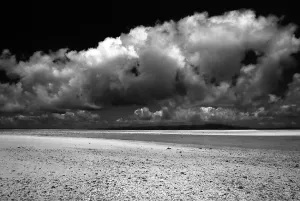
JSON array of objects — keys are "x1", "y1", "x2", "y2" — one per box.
[{"x1": 0, "y1": 135, "x2": 300, "y2": 200}]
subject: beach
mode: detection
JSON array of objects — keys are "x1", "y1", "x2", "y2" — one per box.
[{"x1": 0, "y1": 130, "x2": 300, "y2": 200}]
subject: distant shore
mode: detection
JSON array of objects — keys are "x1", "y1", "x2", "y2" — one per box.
[{"x1": 1, "y1": 122, "x2": 300, "y2": 130}]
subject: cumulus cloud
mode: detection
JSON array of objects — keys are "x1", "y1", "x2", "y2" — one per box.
[
  {"x1": 0, "y1": 9, "x2": 300, "y2": 127},
  {"x1": 133, "y1": 106, "x2": 250, "y2": 123},
  {"x1": 0, "y1": 110, "x2": 101, "y2": 128},
  {"x1": 134, "y1": 107, "x2": 171, "y2": 121}
]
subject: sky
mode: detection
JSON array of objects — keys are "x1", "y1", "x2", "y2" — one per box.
[{"x1": 0, "y1": 2, "x2": 300, "y2": 128}]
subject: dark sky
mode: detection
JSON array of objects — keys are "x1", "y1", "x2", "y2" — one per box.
[
  {"x1": 1, "y1": 1, "x2": 300, "y2": 128},
  {"x1": 1, "y1": 2, "x2": 299, "y2": 57},
  {"x1": 2, "y1": 2, "x2": 299, "y2": 83}
]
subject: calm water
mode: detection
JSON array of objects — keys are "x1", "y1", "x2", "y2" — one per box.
[
  {"x1": 1, "y1": 129, "x2": 300, "y2": 150},
  {"x1": 0, "y1": 129, "x2": 300, "y2": 136}
]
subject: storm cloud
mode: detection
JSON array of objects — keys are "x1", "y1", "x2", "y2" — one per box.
[{"x1": 0, "y1": 10, "x2": 300, "y2": 127}]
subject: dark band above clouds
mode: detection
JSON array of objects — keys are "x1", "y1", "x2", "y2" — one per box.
[{"x1": 0, "y1": 10, "x2": 300, "y2": 128}]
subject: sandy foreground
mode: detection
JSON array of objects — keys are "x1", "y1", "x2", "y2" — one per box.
[{"x1": 0, "y1": 133, "x2": 300, "y2": 200}]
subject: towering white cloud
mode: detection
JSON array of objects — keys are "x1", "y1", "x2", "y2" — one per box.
[{"x1": 0, "y1": 10, "x2": 299, "y2": 127}]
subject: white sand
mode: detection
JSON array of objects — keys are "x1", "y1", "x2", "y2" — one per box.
[{"x1": 0, "y1": 134, "x2": 300, "y2": 200}]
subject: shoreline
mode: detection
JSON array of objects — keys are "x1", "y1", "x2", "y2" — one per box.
[{"x1": 0, "y1": 129, "x2": 300, "y2": 150}]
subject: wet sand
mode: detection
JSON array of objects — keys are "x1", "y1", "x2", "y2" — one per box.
[
  {"x1": 1, "y1": 129, "x2": 300, "y2": 150},
  {"x1": 0, "y1": 132, "x2": 300, "y2": 200}
]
